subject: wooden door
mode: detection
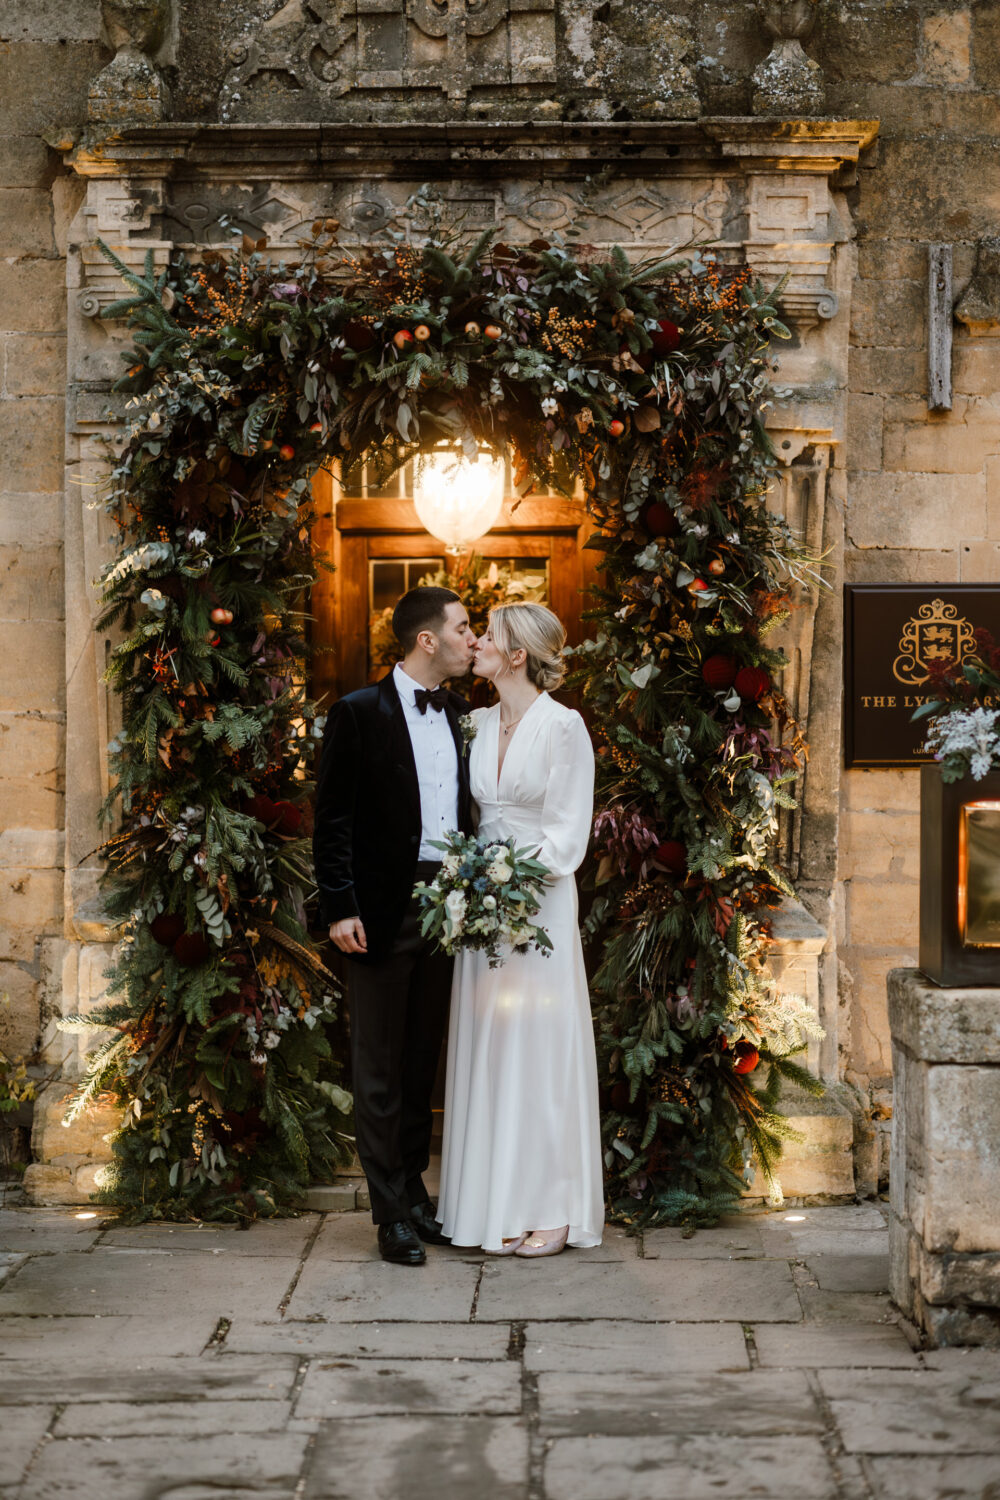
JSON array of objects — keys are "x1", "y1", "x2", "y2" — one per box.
[{"x1": 310, "y1": 465, "x2": 599, "y2": 706}]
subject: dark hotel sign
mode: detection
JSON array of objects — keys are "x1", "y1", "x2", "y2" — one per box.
[{"x1": 844, "y1": 584, "x2": 1000, "y2": 768}]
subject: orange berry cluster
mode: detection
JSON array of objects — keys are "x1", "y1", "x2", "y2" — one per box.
[
  {"x1": 185, "y1": 264, "x2": 253, "y2": 334},
  {"x1": 536, "y1": 306, "x2": 598, "y2": 358}
]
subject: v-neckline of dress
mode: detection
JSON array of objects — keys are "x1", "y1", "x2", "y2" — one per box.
[{"x1": 495, "y1": 693, "x2": 545, "y2": 793}]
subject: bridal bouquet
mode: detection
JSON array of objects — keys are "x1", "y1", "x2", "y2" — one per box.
[{"x1": 414, "y1": 831, "x2": 553, "y2": 968}]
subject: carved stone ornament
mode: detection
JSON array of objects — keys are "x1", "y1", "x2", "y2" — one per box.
[
  {"x1": 955, "y1": 235, "x2": 1000, "y2": 338},
  {"x1": 220, "y1": 0, "x2": 556, "y2": 115},
  {"x1": 752, "y1": 0, "x2": 825, "y2": 117},
  {"x1": 88, "y1": 0, "x2": 171, "y2": 123},
  {"x1": 595, "y1": 4, "x2": 700, "y2": 120}
]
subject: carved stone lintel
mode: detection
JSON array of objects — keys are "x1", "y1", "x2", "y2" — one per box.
[
  {"x1": 752, "y1": 0, "x2": 825, "y2": 117},
  {"x1": 89, "y1": 0, "x2": 171, "y2": 123},
  {"x1": 955, "y1": 235, "x2": 1000, "y2": 338}
]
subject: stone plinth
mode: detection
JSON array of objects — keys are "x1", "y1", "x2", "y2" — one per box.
[{"x1": 888, "y1": 967, "x2": 1000, "y2": 1346}]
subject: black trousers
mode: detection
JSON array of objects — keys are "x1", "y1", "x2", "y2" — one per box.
[{"x1": 348, "y1": 864, "x2": 453, "y2": 1225}]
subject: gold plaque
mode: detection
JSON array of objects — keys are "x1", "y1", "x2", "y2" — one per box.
[{"x1": 958, "y1": 801, "x2": 1000, "y2": 947}]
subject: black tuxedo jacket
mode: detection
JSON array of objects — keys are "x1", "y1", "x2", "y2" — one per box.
[{"x1": 312, "y1": 670, "x2": 474, "y2": 963}]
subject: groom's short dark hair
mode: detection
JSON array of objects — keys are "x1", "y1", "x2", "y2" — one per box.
[{"x1": 393, "y1": 586, "x2": 461, "y2": 652}]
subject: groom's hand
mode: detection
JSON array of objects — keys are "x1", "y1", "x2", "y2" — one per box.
[{"x1": 330, "y1": 917, "x2": 367, "y2": 954}]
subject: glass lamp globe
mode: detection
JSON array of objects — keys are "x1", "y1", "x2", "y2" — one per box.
[{"x1": 412, "y1": 448, "x2": 506, "y2": 552}]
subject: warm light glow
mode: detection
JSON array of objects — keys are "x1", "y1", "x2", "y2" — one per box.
[
  {"x1": 412, "y1": 447, "x2": 506, "y2": 551},
  {"x1": 75, "y1": 1211, "x2": 98, "y2": 1220},
  {"x1": 784, "y1": 1213, "x2": 806, "y2": 1222}
]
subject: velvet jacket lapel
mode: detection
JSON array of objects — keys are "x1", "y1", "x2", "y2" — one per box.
[{"x1": 377, "y1": 670, "x2": 421, "y2": 825}]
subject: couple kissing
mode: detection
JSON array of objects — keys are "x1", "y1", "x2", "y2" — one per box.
[{"x1": 313, "y1": 587, "x2": 603, "y2": 1263}]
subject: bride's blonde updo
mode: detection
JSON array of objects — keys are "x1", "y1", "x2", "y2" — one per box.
[{"x1": 488, "y1": 601, "x2": 567, "y2": 692}]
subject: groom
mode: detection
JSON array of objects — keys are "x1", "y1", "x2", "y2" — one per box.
[{"x1": 313, "y1": 587, "x2": 476, "y2": 1264}]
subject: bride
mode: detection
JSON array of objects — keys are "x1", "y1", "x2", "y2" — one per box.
[{"x1": 436, "y1": 601, "x2": 604, "y2": 1257}]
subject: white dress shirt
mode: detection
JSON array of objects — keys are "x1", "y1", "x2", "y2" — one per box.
[{"x1": 393, "y1": 663, "x2": 461, "y2": 861}]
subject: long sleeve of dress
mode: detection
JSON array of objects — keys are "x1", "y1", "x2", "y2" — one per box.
[{"x1": 534, "y1": 711, "x2": 595, "y2": 878}]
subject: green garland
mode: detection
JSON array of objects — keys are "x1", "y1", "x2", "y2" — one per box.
[{"x1": 67, "y1": 206, "x2": 821, "y2": 1223}]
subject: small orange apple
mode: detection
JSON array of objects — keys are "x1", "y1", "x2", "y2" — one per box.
[
  {"x1": 278, "y1": 443, "x2": 295, "y2": 461},
  {"x1": 210, "y1": 607, "x2": 234, "y2": 626},
  {"x1": 464, "y1": 321, "x2": 481, "y2": 336},
  {"x1": 393, "y1": 329, "x2": 414, "y2": 350},
  {"x1": 484, "y1": 324, "x2": 503, "y2": 341},
  {"x1": 414, "y1": 324, "x2": 431, "y2": 341},
  {"x1": 608, "y1": 419, "x2": 625, "y2": 437}
]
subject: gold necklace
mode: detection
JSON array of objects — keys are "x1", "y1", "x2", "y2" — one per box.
[{"x1": 500, "y1": 711, "x2": 526, "y2": 737}]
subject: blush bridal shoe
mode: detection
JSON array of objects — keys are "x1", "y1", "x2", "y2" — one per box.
[
  {"x1": 490, "y1": 1233, "x2": 529, "y2": 1255},
  {"x1": 514, "y1": 1225, "x2": 569, "y2": 1258}
]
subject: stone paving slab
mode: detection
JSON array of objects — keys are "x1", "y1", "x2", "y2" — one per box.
[
  {"x1": 225, "y1": 1319, "x2": 510, "y2": 1360},
  {"x1": 796, "y1": 1287, "x2": 895, "y2": 1323},
  {"x1": 753, "y1": 1205, "x2": 888, "y2": 1232},
  {"x1": 820, "y1": 1369, "x2": 1000, "y2": 1454},
  {"x1": 100, "y1": 1215, "x2": 320, "y2": 1257},
  {"x1": 641, "y1": 1222, "x2": 767, "y2": 1259},
  {"x1": 535, "y1": 1369, "x2": 823, "y2": 1437},
  {"x1": 302, "y1": 1416, "x2": 529, "y2": 1499},
  {"x1": 865, "y1": 1455, "x2": 1000, "y2": 1498},
  {"x1": 921, "y1": 1348, "x2": 1000, "y2": 1372},
  {"x1": 523, "y1": 1320, "x2": 749, "y2": 1374},
  {"x1": 543, "y1": 1434, "x2": 840, "y2": 1500},
  {"x1": 287, "y1": 1256, "x2": 480, "y2": 1321},
  {"x1": 0, "y1": 1250, "x2": 301, "y2": 1317},
  {"x1": 768, "y1": 1228, "x2": 893, "y2": 1259},
  {"x1": 0, "y1": 1353, "x2": 300, "y2": 1406},
  {"x1": 752, "y1": 1321, "x2": 919, "y2": 1368},
  {"x1": 0, "y1": 1252, "x2": 25, "y2": 1285},
  {"x1": 0, "y1": 1312, "x2": 216, "y2": 1361},
  {"x1": 804, "y1": 1252, "x2": 890, "y2": 1293},
  {"x1": 0, "y1": 1208, "x2": 103, "y2": 1253},
  {"x1": 294, "y1": 1356, "x2": 522, "y2": 1418},
  {"x1": 0, "y1": 1403, "x2": 51, "y2": 1487},
  {"x1": 23, "y1": 1432, "x2": 310, "y2": 1500},
  {"x1": 474, "y1": 1256, "x2": 801, "y2": 1322},
  {"x1": 54, "y1": 1397, "x2": 295, "y2": 1437}
]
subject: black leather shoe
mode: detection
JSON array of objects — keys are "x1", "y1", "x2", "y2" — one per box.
[
  {"x1": 377, "y1": 1220, "x2": 426, "y2": 1265},
  {"x1": 410, "y1": 1200, "x2": 451, "y2": 1246}
]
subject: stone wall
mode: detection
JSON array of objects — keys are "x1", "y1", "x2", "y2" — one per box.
[{"x1": 1, "y1": 0, "x2": 999, "y2": 1197}]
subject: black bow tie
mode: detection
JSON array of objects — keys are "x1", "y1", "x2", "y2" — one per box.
[{"x1": 414, "y1": 685, "x2": 450, "y2": 715}]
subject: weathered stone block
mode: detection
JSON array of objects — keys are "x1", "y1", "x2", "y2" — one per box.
[
  {"x1": 0, "y1": 827, "x2": 62, "y2": 868},
  {"x1": 844, "y1": 546, "x2": 960, "y2": 583},
  {"x1": 849, "y1": 278, "x2": 924, "y2": 349},
  {"x1": 953, "y1": 339, "x2": 1000, "y2": 397},
  {"x1": 3, "y1": 335, "x2": 65, "y2": 397},
  {"x1": 0, "y1": 43, "x2": 107, "y2": 134},
  {"x1": 302, "y1": 1180, "x2": 362, "y2": 1212},
  {"x1": 0, "y1": 710, "x2": 63, "y2": 826},
  {"x1": 0, "y1": 492, "x2": 61, "y2": 548},
  {"x1": 0, "y1": 2, "x2": 104, "y2": 42},
  {"x1": 846, "y1": 391, "x2": 883, "y2": 472},
  {"x1": 21, "y1": 1160, "x2": 77, "y2": 1206},
  {"x1": 0, "y1": 864, "x2": 63, "y2": 958},
  {"x1": 821, "y1": 2, "x2": 920, "y2": 84},
  {"x1": 843, "y1": 954, "x2": 896, "y2": 1077},
  {"x1": 0, "y1": 399, "x2": 65, "y2": 491},
  {"x1": 971, "y1": 0, "x2": 1000, "y2": 88},
  {"x1": 848, "y1": 345, "x2": 926, "y2": 398},
  {"x1": 0, "y1": 959, "x2": 40, "y2": 1055},
  {"x1": 839, "y1": 810, "x2": 919, "y2": 880},
  {"x1": 847, "y1": 472, "x2": 986, "y2": 549},
  {"x1": 0, "y1": 622, "x2": 64, "y2": 712},
  {"x1": 960, "y1": 539, "x2": 1000, "y2": 581},
  {"x1": 0, "y1": 543, "x2": 64, "y2": 619},
  {"x1": 921, "y1": 9, "x2": 971, "y2": 86},
  {"x1": 0, "y1": 134, "x2": 53, "y2": 188},
  {"x1": 0, "y1": 190, "x2": 54, "y2": 257},
  {"x1": 883, "y1": 416, "x2": 997, "y2": 475},
  {"x1": 0, "y1": 259, "x2": 66, "y2": 333},
  {"x1": 889, "y1": 969, "x2": 1000, "y2": 1065},
  {"x1": 857, "y1": 240, "x2": 929, "y2": 282},
  {"x1": 845, "y1": 769, "x2": 921, "y2": 815},
  {"x1": 31, "y1": 1081, "x2": 117, "y2": 1163},
  {"x1": 845, "y1": 880, "x2": 919, "y2": 950}
]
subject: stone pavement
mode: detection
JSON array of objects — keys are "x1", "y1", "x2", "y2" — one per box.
[{"x1": 1, "y1": 1194, "x2": 998, "y2": 1500}]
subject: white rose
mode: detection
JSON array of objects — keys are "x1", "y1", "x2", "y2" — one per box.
[
  {"x1": 483, "y1": 894, "x2": 496, "y2": 909},
  {"x1": 443, "y1": 889, "x2": 467, "y2": 939},
  {"x1": 488, "y1": 857, "x2": 512, "y2": 885},
  {"x1": 442, "y1": 853, "x2": 460, "y2": 878}
]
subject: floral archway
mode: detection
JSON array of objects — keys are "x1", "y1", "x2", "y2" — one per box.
[{"x1": 71, "y1": 208, "x2": 821, "y2": 1224}]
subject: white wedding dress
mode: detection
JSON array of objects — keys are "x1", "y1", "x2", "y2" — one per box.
[{"x1": 436, "y1": 692, "x2": 605, "y2": 1251}]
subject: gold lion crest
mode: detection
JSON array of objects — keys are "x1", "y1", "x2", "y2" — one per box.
[{"x1": 892, "y1": 598, "x2": 975, "y2": 686}]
